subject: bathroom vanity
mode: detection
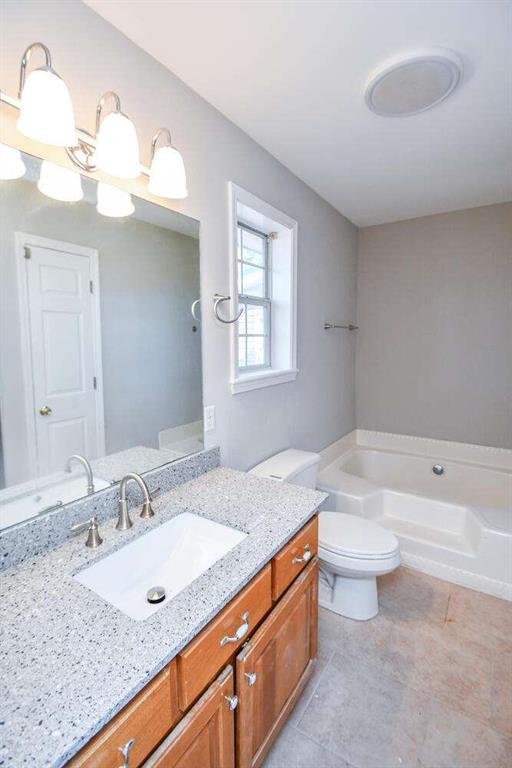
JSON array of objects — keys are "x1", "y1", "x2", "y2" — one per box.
[
  {"x1": 70, "y1": 516, "x2": 318, "y2": 768},
  {"x1": 0, "y1": 466, "x2": 325, "y2": 767}
]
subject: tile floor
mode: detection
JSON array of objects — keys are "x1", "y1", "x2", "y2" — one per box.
[{"x1": 264, "y1": 567, "x2": 512, "y2": 768}]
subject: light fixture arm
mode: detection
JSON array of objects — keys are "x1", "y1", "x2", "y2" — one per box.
[
  {"x1": 95, "y1": 91, "x2": 122, "y2": 136},
  {"x1": 18, "y1": 42, "x2": 52, "y2": 97},
  {"x1": 65, "y1": 129, "x2": 97, "y2": 172},
  {"x1": 151, "y1": 127, "x2": 173, "y2": 160},
  {"x1": 66, "y1": 91, "x2": 123, "y2": 173}
]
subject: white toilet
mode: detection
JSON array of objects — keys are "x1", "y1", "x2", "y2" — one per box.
[{"x1": 250, "y1": 449, "x2": 400, "y2": 621}]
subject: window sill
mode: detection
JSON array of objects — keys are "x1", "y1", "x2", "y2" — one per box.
[{"x1": 231, "y1": 368, "x2": 298, "y2": 394}]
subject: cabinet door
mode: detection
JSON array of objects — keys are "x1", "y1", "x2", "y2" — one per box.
[
  {"x1": 236, "y1": 559, "x2": 318, "y2": 768},
  {"x1": 143, "y1": 666, "x2": 235, "y2": 768}
]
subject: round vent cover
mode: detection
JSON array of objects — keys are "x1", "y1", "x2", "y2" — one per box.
[{"x1": 365, "y1": 48, "x2": 463, "y2": 117}]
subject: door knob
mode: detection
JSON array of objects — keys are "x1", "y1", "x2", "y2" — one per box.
[{"x1": 39, "y1": 405, "x2": 52, "y2": 416}]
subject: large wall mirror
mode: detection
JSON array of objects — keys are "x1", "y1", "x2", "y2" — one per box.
[{"x1": 0, "y1": 149, "x2": 203, "y2": 530}]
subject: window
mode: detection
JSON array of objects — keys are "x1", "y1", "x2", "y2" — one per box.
[
  {"x1": 229, "y1": 183, "x2": 298, "y2": 394},
  {"x1": 237, "y1": 223, "x2": 271, "y2": 371}
]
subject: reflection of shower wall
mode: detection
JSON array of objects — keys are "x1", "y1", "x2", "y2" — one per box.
[
  {"x1": 99, "y1": 219, "x2": 202, "y2": 453},
  {"x1": 0, "y1": 179, "x2": 202, "y2": 473}
]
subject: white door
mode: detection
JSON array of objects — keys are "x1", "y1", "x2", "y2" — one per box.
[{"x1": 21, "y1": 238, "x2": 104, "y2": 477}]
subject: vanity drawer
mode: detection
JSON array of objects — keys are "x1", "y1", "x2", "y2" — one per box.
[
  {"x1": 177, "y1": 564, "x2": 272, "y2": 710},
  {"x1": 271, "y1": 516, "x2": 318, "y2": 600},
  {"x1": 68, "y1": 662, "x2": 180, "y2": 768}
]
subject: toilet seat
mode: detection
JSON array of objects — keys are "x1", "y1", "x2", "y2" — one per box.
[{"x1": 319, "y1": 511, "x2": 399, "y2": 560}]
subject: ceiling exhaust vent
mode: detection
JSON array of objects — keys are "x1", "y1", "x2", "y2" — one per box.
[{"x1": 365, "y1": 48, "x2": 463, "y2": 117}]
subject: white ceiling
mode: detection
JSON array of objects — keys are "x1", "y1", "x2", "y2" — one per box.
[{"x1": 85, "y1": 0, "x2": 512, "y2": 226}]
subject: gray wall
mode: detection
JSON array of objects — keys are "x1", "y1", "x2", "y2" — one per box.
[
  {"x1": 0, "y1": 0, "x2": 358, "y2": 470},
  {"x1": 356, "y1": 203, "x2": 512, "y2": 449},
  {"x1": 0, "y1": 177, "x2": 201, "y2": 483}
]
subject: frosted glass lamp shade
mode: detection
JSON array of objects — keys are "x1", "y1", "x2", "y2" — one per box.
[
  {"x1": 17, "y1": 68, "x2": 77, "y2": 147},
  {"x1": 37, "y1": 161, "x2": 83, "y2": 202},
  {"x1": 148, "y1": 145, "x2": 188, "y2": 199},
  {"x1": 94, "y1": 112, "x2": 140, "y2": 179},
  {"x1": 0, "y1": 144, "x2": 26, "y2": 179},
  {"x1": 97, "y1": 182, "x2": 134, "y2": 217}
]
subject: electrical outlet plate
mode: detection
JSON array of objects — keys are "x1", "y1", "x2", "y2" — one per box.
[{"x1": 204, "y1": 405, "x2": 215, "y2": 432}]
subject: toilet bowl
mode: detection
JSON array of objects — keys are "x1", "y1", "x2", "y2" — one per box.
[
  {"x1": 318, "y1": 511, "x2": 400, "y2": 620},
  {"x1": 250, "y1": 448, "x2": 401, "y2": 621}
]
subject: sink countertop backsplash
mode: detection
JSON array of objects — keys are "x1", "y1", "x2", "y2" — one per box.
[
  {"x1": 0, "y1": 464, "x2": 325, "y2": 768},
  {"x1": 0, "y1": 447, "x2": 220, "y2": 570}
]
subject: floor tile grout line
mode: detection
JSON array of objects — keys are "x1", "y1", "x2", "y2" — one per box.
[
  {"x1": 291, "y1": 720, "x2": 361, "y2": 768},
  {"x1": 293, "y1": 648, "x2": 336, "y2": 725},
  {"x1": 443, "y1": 591, "x2": 452, "y2": 625}
]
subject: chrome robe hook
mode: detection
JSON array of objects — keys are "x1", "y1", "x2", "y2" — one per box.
[
  {"x1": 191, "y1": 299, "x2": 201, "y2": 321},
  {"x1": 213, "y1": 294, "x2": 243, "y2": 324}
]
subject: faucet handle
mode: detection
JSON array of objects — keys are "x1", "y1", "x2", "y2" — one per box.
[{"x1": 71, "y1": 516, "x2": 103, "y2": 548}]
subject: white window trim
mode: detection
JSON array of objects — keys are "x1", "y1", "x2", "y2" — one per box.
[{"x1": 228, "y1": 182, "x2": 298, "y2": 395}]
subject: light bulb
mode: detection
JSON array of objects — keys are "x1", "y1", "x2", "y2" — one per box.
[
  {"x1": 17, "y1": 68, "x2": 77, "y2": 147},
  {"x1": 37, "y1": 161, "x2": 83, "y2": 202},
  {"x1": 96, "y1": 182, "x2": 134, "y2": 217},
  {"x1": 148, "y1": 145, "x2": 188, "y2": 199},
  {"x1": 0, "y1": 144, "x2": 26, "y2": 180},
  {"x1": 94, "y1": 112, "x2": 140, "y2": 179}
]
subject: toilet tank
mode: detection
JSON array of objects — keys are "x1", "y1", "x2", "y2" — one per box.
[{"x1": 249, "y1": 449, "x2": 321, "y2": 489}]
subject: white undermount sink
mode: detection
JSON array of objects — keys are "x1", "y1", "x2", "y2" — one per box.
[{"x1": 74, "y1": 512, "x2": 247, "y2": 620}]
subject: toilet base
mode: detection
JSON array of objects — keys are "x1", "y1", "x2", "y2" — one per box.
[{"x1": 319, "y1": 571, "x2": 379, "y2": 621}]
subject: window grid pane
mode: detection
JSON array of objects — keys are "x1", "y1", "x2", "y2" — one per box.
[{"x1": 237, "y1": 224, "x2": 271, "y2": 371}]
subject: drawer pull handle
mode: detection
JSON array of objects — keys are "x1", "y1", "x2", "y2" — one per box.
[
  {"x1": 245, "y1": 672, "x2": 257, "y2": 686},
  {"x1": 117, "y1": 737, "x2": 135, "y2": 767},
  {"x1": 224, "y1": 694, "x2": 239, "y2": 711},
  {"x1": 292, "y1": 543, "x2": 311, "y2": 565},
  {"x1": 220, "y1": 611, "x2": 250, "y2": 646}
]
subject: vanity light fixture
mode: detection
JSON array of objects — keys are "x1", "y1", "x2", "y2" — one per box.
[
  {"x1": 1, "y1": 43, "x2": 188, "y2": 201},
  {"x1": 148, "y1": 128, "x2": 188, "y2": 199},
  {"x1": 93, "y1": 92, "x2": 140, "y2": 179},
  {"x1": 96, "y1": 181, "x2": 134, "y2": 218},
  {"x1": 16, "y1": 42, "x2": 77, "y2": 147},
  {"x1": 0, "y1": 142, "x2": 26, "y2": 179},
  {"x1": 37, "y1": 160, "x2": 83, "y2": 202}
]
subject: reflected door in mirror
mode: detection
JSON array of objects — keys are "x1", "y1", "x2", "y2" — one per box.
[{"x1": 20, "y1": 236, "x2": 104, "y2": 476}]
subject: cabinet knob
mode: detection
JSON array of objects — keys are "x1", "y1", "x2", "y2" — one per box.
[
  {"x1": 244, "y1": 672, "x2": 257, "y2": 686},
  {"x1": 39, "y1": 405, "x2": 52, "y2": 416},
  {"x1": 292, "y1": 543, "x2": 312, "y2": 564},
  {"x1": 117, "y1": 737, "x2": 135, "y2": 767},
  {"x1": 224, "y1": 694, "x2": 239, "y2": 711},
  {"x1": 220, "y1": 611, "x2": 250, "y2": 646}
]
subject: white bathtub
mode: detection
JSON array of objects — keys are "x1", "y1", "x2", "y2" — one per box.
[{"x1": 317, "y1": 431, "x2": 512, "y2": 600}]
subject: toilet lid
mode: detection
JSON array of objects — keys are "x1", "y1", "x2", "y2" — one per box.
[{"x1": 319, "y1": 512, "x2": 399, "y2": 558}]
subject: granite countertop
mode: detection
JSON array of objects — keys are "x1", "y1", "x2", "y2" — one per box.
[{"x1": 0, "y1": 468, "x2": 325, "y2": 767}]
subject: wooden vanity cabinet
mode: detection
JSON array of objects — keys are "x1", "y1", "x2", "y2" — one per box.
[
  {"x1": 271, "y1": 516, "x2": 318, "y2": 600},
  {"x1": 143, "y1": 666, "x2": 235, "y2": 768},
  {"x1": 66, "y1": 516, "x2": 319, "y2": 768},
  {"x1": 236, "y1": 559, "x2": 318, "y2": 768},
  {"x1": 68, "y1": 663, "x2": 180, "y2": 768},
  {"x1": 177, "y1": 565, "x2": 272, "y2": 710}
]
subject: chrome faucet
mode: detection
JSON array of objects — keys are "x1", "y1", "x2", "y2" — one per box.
[
  {"x1": 117, "y1": 473, "x2": 155, "y2": 530},
  {"x1": 65, "y1": 454, "x2": 95, "y2": 495}
]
